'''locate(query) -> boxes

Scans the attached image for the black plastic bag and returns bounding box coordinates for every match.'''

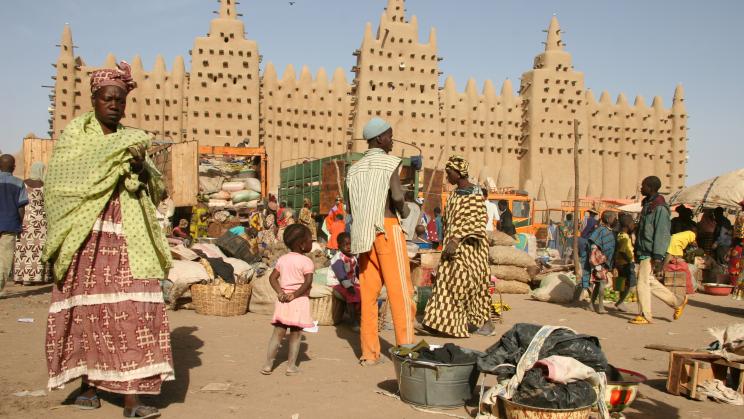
[477,323,608,375]
[512,368,597,409]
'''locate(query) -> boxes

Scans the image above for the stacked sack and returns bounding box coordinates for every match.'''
[208,176,262,209]
[488,230,537,294]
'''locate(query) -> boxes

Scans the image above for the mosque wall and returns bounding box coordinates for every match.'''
[49,0,686,197]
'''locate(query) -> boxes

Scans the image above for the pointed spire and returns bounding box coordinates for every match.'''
[651,96,664,110]
[281,64,296,83]
[428,27,437,48]
[616,92,629,107]
[59,24,73,58]
[315,67,329,87]
[465,78,478,98]
[131,55,144,74]
[586,89,597,104]
[299,65,313,86]
[501,79,514,97]
[566,186,575,201]
[545,16,563,51]
[104,53,117,68]
[331,67,348,89]
[153,54,166,74]
[599,90,612,105]
[219,0,237,19]
[385,0,405,22]
[483,80,497,101]
[672,84,685,114]
[634,95,646,108]
[172,56,185,77]
[362,22,373,45]
[263,62,278,84]
[443,76,457,95]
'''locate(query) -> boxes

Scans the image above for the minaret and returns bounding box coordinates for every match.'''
[385,0,406,22]
[519,15,587,200]
[188,0,259,146]
[670,84,687,191]
[52,24,76,138]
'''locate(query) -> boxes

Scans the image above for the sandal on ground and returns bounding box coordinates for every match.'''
[285,368,301,376]
[123,405,161,419]
[74,393,101,410]
[629,315,651,325]
[673,296,689,320]
[259,366,273,375]
[360,357,386,367]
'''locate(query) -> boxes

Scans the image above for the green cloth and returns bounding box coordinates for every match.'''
[635,195,671,261]
[42,112,172,281]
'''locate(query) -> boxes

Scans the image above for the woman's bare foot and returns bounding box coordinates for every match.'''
[260,364,273,375]
[285,366,300,376]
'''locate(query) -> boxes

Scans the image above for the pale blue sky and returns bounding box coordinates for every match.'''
[0,0,741,185]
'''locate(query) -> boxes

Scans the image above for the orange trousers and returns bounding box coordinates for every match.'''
[359,217,415,361]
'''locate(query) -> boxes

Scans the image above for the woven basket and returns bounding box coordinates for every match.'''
[191,283,253,317]
[310,294,345,326]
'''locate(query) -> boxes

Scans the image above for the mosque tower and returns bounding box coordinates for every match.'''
[349,0,442,164]
[51,24,77,138]
[669,84,688,191]
[187,0,260,146]
[519,16,589,199]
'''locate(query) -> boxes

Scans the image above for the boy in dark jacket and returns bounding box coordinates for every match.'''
[630,176,688,325]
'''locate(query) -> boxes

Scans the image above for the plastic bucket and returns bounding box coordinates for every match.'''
[389,346,480,408]
[498,397,592,419]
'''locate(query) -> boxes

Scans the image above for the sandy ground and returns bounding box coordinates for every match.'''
[0,282,742,419]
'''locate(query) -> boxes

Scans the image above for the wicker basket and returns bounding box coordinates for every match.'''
[191,283,253,316]
[310,294,345,326]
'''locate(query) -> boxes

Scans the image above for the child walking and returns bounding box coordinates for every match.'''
[614,213,637,311]
[261,224,315,376]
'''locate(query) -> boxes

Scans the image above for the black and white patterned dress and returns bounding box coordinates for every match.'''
[13,185,52,284]
[423,186,491,337]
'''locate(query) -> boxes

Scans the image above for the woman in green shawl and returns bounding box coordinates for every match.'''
[422,156,494,337]
[43,62,173,418]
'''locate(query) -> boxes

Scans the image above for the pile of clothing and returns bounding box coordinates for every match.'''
[392,340,480,364]
[488,231,537,294]
[478,323,611,417]
[199,156,262,209]
[164,240,259,310]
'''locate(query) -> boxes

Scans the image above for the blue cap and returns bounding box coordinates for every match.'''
[363,117,391,140]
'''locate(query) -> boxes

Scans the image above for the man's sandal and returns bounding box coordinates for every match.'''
[673,296,689,320]
[360,357,386,367]
[73,393,101,410]
[123,405,161,419]
[629,315,651,325]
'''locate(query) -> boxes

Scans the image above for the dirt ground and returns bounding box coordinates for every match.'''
[0,283,742,419]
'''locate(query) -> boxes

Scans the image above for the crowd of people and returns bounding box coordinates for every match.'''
[0,62,743,418]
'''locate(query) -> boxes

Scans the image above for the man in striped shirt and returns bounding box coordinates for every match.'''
[347,117,415,367]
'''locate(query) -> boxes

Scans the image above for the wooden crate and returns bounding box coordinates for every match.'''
[666,351,744,398]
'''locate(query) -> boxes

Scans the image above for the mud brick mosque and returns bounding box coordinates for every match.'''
[49,0,687,198]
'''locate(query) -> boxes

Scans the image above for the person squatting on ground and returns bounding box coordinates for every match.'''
[261,224,315,376]
[614,213,637,312]
[0,154,28,297]
[346,117,415,366]
[327,232,361,331]
[630,176,688,325]
[43,61,174,418]
[422,156,494,337]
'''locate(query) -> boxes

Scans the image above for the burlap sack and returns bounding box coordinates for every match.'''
[531,273,577,303]
[493,279,531,294]
[489,246,537,268]
[248,273,276,315]
[490,265,531,284]
[488,230,517,247]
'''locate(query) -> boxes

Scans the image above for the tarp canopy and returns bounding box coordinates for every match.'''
[616,202,643,213]
[669,168,744,211]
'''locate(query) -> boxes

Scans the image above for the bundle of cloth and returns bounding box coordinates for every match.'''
[477,323,612,418]
[531,272,578,304]
[200,156,262,210]
[488,231,538,294]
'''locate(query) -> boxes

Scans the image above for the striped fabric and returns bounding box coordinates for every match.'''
[347,148,402,255]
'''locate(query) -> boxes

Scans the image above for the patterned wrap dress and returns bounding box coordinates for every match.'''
[13,184,52,284]
[423,186,491,337]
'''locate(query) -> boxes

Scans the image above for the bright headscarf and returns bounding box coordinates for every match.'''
[90,61,137,94]
[445,155,469,178]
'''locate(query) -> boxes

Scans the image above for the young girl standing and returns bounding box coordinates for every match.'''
[261,224,315,376]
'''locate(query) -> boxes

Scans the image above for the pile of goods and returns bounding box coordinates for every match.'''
[199,156,262,210]
[478,323,615,417]
[488,231,537,294]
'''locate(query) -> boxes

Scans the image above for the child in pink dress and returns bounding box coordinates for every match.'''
[261,224,315,376]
